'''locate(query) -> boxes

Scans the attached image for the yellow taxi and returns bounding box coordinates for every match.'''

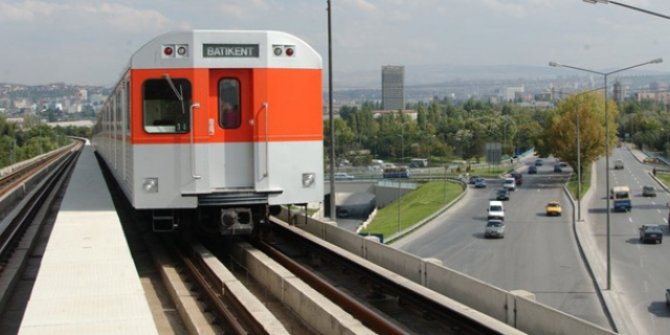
[545,201,562,216]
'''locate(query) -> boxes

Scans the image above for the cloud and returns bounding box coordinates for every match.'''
[479,0,526,17]
[342,0,376,13]
[0,1,173,32]
[217,0,272,18]
[80,3,171,32]
[0,1,60,22]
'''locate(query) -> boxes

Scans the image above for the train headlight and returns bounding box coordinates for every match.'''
[142,178,159,193]
[273,46,283,56]
[302,173,316,187]
[176,45,188,56]
[162,45,174,58]
[272,44,296,57]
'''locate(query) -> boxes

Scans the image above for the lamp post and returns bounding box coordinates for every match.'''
[327,0,337,222]
[549,58,663,290]
[397,129,404,234]
[576,103,582,222]
[583,0,670,21]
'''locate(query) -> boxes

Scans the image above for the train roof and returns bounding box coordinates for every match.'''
[129,30,322,70]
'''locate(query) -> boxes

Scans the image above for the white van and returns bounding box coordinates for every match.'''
[503,177,516,191]
[487,201,505,221]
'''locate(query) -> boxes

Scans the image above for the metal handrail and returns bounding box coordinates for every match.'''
[190,103,201,179]
[262,102,269,178]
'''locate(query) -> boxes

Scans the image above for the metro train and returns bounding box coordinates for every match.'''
[92,30,323,234]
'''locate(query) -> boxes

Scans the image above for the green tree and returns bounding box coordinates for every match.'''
[544,92,618,171]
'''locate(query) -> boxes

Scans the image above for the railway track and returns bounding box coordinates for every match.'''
[254,216,520,334]
[0,142,79,200]
[150,218,521,334]
[0,141,82,333]
[99,165,520,334]
[116,201,518,333]
[0,141,81,273]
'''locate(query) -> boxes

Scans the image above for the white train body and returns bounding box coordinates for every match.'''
[92,30,323,233]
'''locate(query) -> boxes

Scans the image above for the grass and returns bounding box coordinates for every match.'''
[656,171,670,189]
[360,180,464,238]
[469,165,511,177]
[566,168,591,200]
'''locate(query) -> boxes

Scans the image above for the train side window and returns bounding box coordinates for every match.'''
[142,78,191,134]
[218,79,240,129]
[125,81,130,132]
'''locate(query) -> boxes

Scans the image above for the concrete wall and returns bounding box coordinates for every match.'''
[324,180,415,208]
[279,210,615,335]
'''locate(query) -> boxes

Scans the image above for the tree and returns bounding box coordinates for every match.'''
[544,92,618,172]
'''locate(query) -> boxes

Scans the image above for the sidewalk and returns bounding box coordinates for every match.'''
[569,143,664,334]
[570,161,632,334]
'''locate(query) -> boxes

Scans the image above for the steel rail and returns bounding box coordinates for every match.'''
[0,144,81,270]
[173,243,254,335]
[0,142,78,198]
[254,234,411,335]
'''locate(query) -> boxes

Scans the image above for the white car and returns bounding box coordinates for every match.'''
[487,200,505,221]
[503,177,516,191]
[485,220,505,238]
[334,172,354,180]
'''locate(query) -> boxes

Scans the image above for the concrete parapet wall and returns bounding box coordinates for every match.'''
[514,295,613,335]
[424,261,509,323]
[281,210,615,334]
[325,219,366,257]
[365,240,423,284]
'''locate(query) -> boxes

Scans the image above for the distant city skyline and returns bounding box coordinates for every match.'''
[2,0,670,87]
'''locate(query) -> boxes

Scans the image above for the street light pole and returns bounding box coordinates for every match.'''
[583,0,670,21]
[397,126,404,234]
[327,0,337,222]
[576,104,582,221]
[549,58,663,290]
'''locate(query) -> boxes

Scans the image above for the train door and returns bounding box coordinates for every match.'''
[209,70,254,190]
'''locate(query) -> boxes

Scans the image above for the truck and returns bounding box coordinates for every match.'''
[611,186,631,212]
[409,158,428,168]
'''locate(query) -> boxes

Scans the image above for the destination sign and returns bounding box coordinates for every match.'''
[203,44,259,58]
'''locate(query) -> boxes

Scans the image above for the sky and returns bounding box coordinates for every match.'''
[2,0,670,87]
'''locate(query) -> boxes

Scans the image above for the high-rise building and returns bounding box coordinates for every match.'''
[613,81,624,103]
[382,65,404,110]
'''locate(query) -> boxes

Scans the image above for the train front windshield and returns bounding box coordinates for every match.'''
[142,78,192,134]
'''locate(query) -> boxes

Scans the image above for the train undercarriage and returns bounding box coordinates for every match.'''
[149,203,285,235]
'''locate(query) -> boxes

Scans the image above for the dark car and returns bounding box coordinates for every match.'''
[666,289,670,307]
[469,175,482,184]
[474,178,487,188]
[534,159,543,166]
[496,188,510,201]
[553,164,562,173]
[528,165,537,174]
[639,224,663,244]
[642,185,656,197]
[511,172,523,185]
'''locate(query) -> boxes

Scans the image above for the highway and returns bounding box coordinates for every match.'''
[393,158,612,330]
[587,147,670,335]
